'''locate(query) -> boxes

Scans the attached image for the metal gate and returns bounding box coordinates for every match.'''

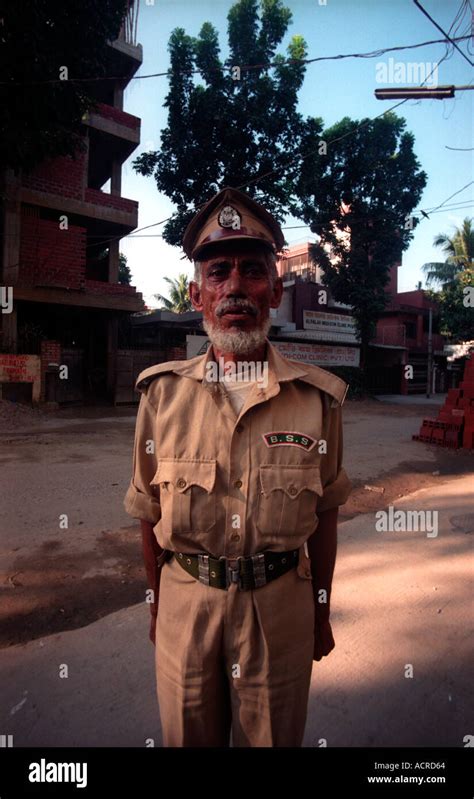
[56,348,85,403]
[365,365,403,394]
[115,349,165,404]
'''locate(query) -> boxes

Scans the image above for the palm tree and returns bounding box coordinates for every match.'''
[154,274,193,313]
[422,217,474,288]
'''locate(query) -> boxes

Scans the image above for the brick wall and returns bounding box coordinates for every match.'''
[85,279,138,295]
[166,345,187,360]
[95,102,140,130]
[22,148,87,200]
[84,188,138,213]
[20,214,86,289]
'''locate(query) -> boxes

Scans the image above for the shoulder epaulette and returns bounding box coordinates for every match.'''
[135,361,184,393]
[291,361,349,407]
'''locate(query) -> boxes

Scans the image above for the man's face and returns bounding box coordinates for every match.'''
[189,241,283,354]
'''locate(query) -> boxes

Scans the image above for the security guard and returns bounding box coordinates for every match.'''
[124,187,352,747]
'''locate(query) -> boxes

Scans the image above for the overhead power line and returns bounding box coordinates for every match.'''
[115,203,474,238]
[413,0,474,66]
[429,181,474,213]
[117,197,474,241]
[0,35,471,86]
[13,31,466,252]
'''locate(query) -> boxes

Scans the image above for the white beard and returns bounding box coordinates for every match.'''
[202,316,272,356]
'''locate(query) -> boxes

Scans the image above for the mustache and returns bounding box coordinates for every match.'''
[216,299,258,317]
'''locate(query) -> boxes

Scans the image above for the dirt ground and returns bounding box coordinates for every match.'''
[0,397,472,648]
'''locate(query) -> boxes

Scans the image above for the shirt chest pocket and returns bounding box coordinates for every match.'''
[257,464,323,538]
[150,458,217,536]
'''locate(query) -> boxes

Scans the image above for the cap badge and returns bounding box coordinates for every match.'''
[218,205,241,230]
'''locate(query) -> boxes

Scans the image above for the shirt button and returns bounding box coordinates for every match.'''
[234,479,243,489]
[176,478,186,489]
[231,533,240,542]
[235,424,244,433]
[288,484,298,496]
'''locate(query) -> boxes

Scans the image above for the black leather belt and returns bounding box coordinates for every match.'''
[174,549,299,591]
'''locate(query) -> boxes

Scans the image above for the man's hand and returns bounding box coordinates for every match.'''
[307,506,339,662]
[140,519,165,646]
[313,619,335,661]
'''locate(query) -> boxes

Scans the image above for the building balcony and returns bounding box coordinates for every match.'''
[83,188,138,227]
[85,102,140,137]
[373,325,407,347]
[373,326,446,353]
[20,184,138,233]
[83,3,141,106]
[16,214,144,311]
[85,103,140,189]
[106,2,142,82]
[407,333,446,354]
[13,279,145,313]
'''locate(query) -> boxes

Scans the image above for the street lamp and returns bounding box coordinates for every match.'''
[375,85,474,100]
[375,86,455,100]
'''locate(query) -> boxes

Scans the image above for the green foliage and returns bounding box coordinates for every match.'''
[422,217,474,288]
[154,274,193,313]
[118,253,132,286]
[133,0,316,246]
[132,0,428,368]
[293,113,427,364]
[0,0,128,172]
[429,267,474,343]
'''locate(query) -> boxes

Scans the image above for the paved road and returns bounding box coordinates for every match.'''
[0,400,448,554]
[1,475,472,747]
[376,394,447,406]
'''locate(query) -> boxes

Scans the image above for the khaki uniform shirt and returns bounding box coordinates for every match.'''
[123,340,352,558]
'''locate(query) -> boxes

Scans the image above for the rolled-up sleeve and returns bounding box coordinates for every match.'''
[123,391,161,525]
[317,403,352,513]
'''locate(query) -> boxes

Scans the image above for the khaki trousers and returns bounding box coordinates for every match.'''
[154,554,315,747]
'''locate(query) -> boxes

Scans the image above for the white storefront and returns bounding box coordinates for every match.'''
[186,334,360,368]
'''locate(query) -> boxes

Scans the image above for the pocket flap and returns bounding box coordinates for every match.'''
[259,464,323,498]
[151,458,216,493]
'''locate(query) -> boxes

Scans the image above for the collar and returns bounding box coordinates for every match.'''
[136,338,348,406]
[170,339,309,384]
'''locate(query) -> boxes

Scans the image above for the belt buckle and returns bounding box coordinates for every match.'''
[219,556,243,589]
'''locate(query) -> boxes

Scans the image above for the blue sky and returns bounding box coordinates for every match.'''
[119,0,473,306]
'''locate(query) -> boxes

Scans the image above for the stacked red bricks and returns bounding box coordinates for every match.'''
[413,356,474,449]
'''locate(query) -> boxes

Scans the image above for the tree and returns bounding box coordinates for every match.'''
[0,0,129,172]
[421,217,474,288]
[133,0,318,246]
[119,253,132,285]
[292,113,427,370]
[427,267,474,342]
[96,248,131,284]
[154,275,193,313]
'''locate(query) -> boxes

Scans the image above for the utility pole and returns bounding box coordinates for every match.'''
[426,307,433,399]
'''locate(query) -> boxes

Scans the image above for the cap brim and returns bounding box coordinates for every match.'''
[193,229,276,259]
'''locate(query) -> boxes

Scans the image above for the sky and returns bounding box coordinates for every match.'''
[118,0,474,307]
